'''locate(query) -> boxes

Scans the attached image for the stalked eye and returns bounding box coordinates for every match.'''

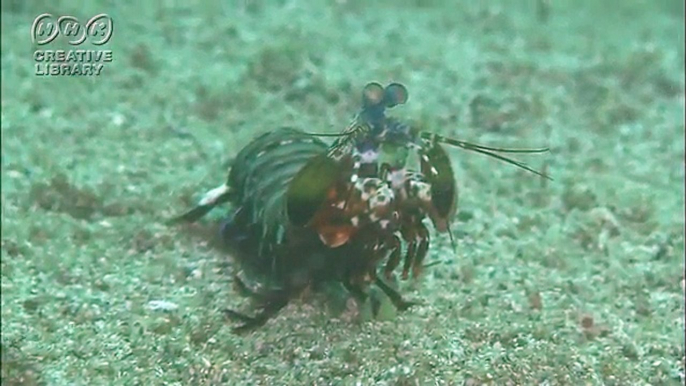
[384,83,408,108]
[362,82,385,108]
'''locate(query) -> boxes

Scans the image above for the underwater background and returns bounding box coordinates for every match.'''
[1,0,684,384]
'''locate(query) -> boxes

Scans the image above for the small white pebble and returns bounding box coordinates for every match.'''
[111,112,125,127]
[7,170,23,179]
[147,300,178,312]
[39,108,54,119]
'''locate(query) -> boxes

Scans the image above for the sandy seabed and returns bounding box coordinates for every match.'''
[1,1,684,385]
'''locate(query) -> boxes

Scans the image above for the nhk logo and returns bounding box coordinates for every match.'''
[31,13,114,76]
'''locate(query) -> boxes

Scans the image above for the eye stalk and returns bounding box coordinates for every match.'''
[361,82,409,126]
[362,82,386,108]
[362,82,409,108]
[383,83,408,108]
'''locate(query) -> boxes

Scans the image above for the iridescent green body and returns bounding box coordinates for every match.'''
[226,126,408,297]
[226,127,329,260]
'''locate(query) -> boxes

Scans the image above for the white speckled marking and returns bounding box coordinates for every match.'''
[199,184,229,206]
